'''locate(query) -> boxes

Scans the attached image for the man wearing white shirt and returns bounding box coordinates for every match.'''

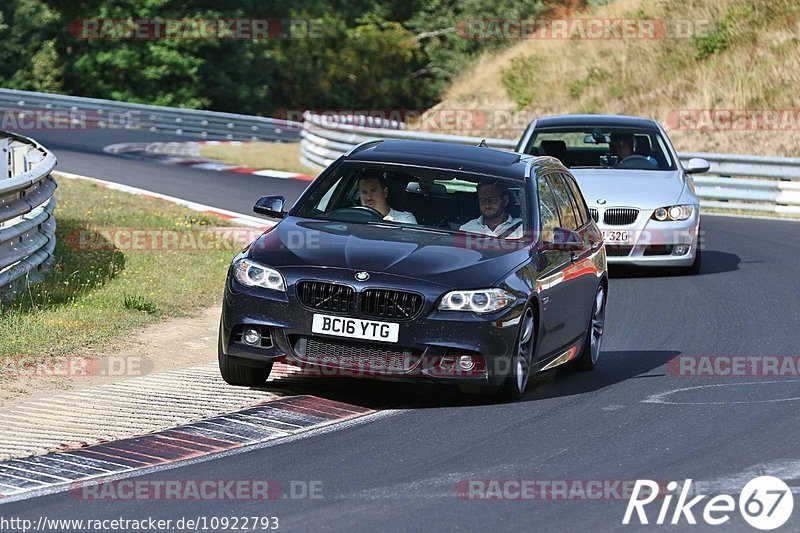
[358,174,417,224]
[459,183,523,238]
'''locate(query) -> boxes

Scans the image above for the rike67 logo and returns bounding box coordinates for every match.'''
[623,476,794,530]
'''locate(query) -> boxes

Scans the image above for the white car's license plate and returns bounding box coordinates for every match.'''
[603,230,629,243]
[312,314,399,343]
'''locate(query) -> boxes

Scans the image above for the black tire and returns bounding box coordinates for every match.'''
[218,331,272,387]
[498,307,536,401]
[572,283,606,371]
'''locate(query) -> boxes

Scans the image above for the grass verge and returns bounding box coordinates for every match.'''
[0,177,249,364]
[199,142,318,175]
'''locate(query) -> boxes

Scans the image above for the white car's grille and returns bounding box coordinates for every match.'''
[603,208,639,226]
[589,208,600,222]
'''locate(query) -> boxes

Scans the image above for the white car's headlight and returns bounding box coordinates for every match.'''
[652,205,694,221]
[438,289,516,313]
[234,258,286,291]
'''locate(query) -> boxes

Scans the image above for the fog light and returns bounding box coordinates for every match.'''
[242,328,260,345]
[673,244,690,256]
[458,355,475,371]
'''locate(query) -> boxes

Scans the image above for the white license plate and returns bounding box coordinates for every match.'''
[312,314,399,343]
[603,230,629,243]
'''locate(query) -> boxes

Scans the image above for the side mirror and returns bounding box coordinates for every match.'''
[254,195,286,218]
[685,157,710,174]
[544,227,584,251]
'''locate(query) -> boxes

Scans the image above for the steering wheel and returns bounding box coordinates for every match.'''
[327,205,386,222]
[619,155,654,169]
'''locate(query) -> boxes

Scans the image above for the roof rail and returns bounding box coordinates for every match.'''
[345,139,383,157]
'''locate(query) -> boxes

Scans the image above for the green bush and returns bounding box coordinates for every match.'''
[501,56,540,109]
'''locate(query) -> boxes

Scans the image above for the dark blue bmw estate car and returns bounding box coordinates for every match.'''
[219,139,608,400]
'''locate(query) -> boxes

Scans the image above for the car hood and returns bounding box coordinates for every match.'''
[247,218,529,287]
[570,169,686,209]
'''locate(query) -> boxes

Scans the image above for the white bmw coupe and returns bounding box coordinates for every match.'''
[517,115,709,274]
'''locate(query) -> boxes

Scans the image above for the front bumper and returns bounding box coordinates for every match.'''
[220,270,525,387]
[600,209,700,267]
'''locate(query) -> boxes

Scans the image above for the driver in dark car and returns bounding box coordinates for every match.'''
[358,173,417,224]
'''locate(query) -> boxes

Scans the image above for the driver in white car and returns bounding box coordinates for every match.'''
[358,174,417,224]
[610,133,657,168]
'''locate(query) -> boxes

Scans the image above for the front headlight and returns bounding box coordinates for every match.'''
[438,288,516,314]
[652,205,694,221]
[234,258,286,291]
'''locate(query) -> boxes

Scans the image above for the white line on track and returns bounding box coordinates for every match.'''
[642,379,800,405]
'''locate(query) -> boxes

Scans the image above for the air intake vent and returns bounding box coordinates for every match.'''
[296,281,355,313]
[361,289,424,320]
[605,245,633,257]
[293,337,410,373]
[603,208,639,226]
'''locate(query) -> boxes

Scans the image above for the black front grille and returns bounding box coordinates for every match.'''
[589,208,599,222]
[605,245,633,257]
[293,337,410,373]
[603,208,639,226]
[296,281,354,313]
[361,289,424,320]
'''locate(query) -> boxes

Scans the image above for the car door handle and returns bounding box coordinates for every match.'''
[570,252,578,263]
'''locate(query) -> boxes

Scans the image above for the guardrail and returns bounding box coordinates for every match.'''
[680,153,800,214]
[301,113,800,215]
[0,130,58,294]
[0,88,301,142]
[299,111,516,169]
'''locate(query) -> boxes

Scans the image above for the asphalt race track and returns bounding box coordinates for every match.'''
[2,130,799,531]
[28,129,311,212]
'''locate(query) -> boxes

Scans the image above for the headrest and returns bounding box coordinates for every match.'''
[634,135,652,156]
[539,140,567,163]
[406,182,448,197]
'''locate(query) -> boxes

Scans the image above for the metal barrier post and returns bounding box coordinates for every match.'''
[0,137,10,179]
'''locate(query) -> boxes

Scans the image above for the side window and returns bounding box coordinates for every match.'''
[318,177,342,211]
[547,174,579,231]
[561,173,588,227]
[537,176,560,242]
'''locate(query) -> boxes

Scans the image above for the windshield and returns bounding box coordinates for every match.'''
[294,162,529,240]
[524,127,676,170]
